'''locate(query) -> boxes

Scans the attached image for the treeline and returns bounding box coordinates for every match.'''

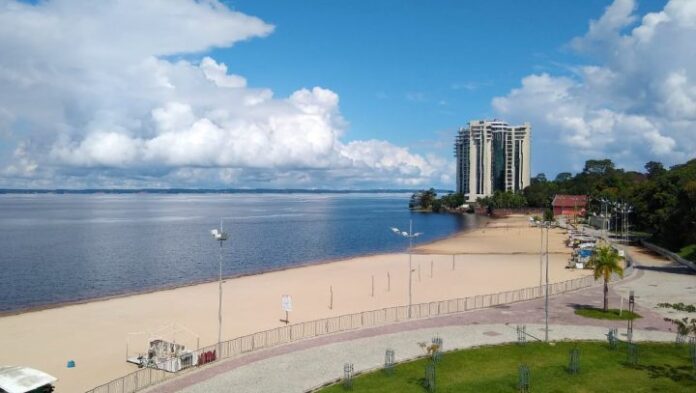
[524,158,696,255]
[414,157,696,257]
[409,188,465,212]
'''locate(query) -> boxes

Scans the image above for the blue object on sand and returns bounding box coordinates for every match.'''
[67,360,75,368]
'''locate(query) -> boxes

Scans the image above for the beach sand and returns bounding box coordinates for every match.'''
[0,215,586,392]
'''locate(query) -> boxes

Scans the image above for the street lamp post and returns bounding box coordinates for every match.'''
[210,220,228,357]
[544,221,550,342]
[539,221,543,288]
[599,198,609,240]
[390,219,422,319]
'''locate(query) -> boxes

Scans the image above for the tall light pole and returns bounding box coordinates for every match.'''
[544,221,550,342]
[390,219,422,319]
[210,220,228,357]
[537,219,543,288]
[599,198,609,240]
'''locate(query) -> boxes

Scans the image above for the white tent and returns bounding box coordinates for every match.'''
[0,366,56,393]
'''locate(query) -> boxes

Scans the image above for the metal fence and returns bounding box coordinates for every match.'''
[84,274,596,393]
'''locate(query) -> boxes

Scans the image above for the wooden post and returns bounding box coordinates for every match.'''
[329,285,333,310]
[371,275,374,297]
[430,260,433,278]
[387,272,391,292]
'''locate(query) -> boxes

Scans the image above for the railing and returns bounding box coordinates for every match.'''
[640,240,696,272]
[84,274,596,393]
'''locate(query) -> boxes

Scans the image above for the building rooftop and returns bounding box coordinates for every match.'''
[552,194,588,207]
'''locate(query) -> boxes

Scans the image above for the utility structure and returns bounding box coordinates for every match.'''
[615,202,633,244]
[627,290,635,342]
[598,198,611,240]
[210,220,229,357]
[535,219,550,341]
[390,220,422,318]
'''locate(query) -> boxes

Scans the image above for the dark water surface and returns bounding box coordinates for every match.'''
[0,193,481,312]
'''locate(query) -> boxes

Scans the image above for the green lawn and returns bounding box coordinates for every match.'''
[678,244,696,263]
[317,341,696,393]
[574,307,641,321]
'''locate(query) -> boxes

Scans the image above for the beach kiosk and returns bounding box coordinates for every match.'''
[0,366,56,393]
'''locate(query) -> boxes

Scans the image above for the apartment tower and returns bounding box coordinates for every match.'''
[454,120,531,202]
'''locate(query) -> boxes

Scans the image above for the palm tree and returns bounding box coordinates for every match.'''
[591,244,624,312]
[664,317,696,337]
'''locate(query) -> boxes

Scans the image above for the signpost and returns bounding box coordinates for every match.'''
[281,295,292,325]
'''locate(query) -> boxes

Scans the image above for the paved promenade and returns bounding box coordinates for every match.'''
[144,281,676,392]
[141,244,691,393]
[175,324,673,393]
[615,245,696,320]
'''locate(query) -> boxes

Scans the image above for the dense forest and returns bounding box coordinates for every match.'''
[415,158,696,258]
[524,158,696,255]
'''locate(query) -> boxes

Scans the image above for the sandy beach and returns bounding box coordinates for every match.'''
[0,215,586,392]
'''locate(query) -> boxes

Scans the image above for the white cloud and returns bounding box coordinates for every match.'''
[2,142,38,177]
[0,0,444,188]
[200,57,247,88]
[494,0,695,172]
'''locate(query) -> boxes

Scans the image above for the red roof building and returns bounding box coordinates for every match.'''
[552,194,588,218]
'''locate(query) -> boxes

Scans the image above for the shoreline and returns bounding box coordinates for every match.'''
[0,213,487,317]
[1,214,586,393]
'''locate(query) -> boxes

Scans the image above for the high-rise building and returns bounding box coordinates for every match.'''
[454,120,531,201]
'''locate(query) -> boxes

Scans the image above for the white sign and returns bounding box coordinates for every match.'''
[281,295,293,312]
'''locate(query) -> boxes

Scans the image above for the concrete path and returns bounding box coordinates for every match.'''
[144,284,676,393]
[156,324,673,393]
[614,245,696,321]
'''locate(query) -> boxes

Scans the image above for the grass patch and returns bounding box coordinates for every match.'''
[678,244,696,263]
[317,341,695,393]
[575,307,641,320]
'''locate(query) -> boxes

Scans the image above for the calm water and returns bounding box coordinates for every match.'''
[0,193,481,312]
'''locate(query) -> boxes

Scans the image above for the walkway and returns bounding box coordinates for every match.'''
[614,245,696,321]
[172,324,673,393]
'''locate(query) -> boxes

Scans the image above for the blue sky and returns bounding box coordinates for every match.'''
[216,0,594,146]
[212,0,664,163]
[1,0,692,189]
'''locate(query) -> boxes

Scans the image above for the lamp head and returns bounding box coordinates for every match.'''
[211,228,228,241]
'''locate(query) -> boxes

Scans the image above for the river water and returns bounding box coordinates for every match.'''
[0,193,482,312]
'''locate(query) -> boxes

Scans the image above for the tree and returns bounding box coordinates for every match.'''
[555,172,573,182]
[583,159,615,175]
[439,193,465,209]
[533,173,547,183]
[543,208,554,222]
[644,161,666,179]
[431,198,442,213]
[591,244,624,312]
[420,188,437,209]
[663,317,696,337]
[477,191,527,209]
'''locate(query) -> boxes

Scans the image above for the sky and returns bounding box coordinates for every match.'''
[0,0,693,189]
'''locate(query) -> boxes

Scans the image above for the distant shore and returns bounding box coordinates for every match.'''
[0,214,584,392]
[0,188,454,194]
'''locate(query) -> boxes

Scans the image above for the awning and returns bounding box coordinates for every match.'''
[0,366,57,393]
